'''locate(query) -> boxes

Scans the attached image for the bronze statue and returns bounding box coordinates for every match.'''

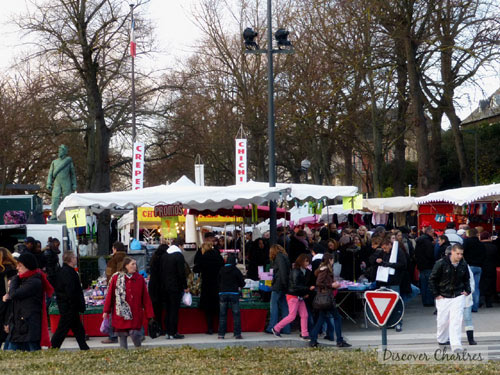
[47,144,77,221]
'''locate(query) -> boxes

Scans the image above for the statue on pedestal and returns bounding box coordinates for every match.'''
[47,144,77,221]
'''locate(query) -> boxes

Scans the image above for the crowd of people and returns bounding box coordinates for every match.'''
[0,220,498,353]
[0,236,90,351]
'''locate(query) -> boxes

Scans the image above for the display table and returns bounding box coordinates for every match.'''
[49,297,269,337]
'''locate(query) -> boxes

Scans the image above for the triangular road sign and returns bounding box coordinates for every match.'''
[364,290,399,326]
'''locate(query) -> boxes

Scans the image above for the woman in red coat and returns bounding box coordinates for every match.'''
[103,257,153,349]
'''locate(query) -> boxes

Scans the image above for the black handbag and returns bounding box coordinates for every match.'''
[148,319,162,339]
[312,290,335,311]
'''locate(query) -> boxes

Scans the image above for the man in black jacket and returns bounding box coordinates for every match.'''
[51,251,89,350]
[429,244,470,353]
[463,228,485,312]
[161,239,188,339]
[415,226,436,306]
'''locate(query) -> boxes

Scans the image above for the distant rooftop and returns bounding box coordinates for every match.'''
[461,87,500,126]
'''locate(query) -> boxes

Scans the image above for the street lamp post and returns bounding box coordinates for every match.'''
[301,158,311,183]
[243,0,293,246]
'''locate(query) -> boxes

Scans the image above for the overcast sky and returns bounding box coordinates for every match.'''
[0,0,498,122]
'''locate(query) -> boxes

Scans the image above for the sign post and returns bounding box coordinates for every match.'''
[364,288,403,348]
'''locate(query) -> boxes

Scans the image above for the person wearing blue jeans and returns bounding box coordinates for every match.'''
[266,245,291,334]
[266,291,291,334]
[309,254,350,347]
[218,294,242,338]
[8,341,40,352]
[217,254,245,339]
[415,227,437,307]
[468,266,481,312]
[325,306,347,345]
[463,228,486,312]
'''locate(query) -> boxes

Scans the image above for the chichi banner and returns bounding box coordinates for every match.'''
[161,216,178,239]
[343,194,363,210]
[235,138,247,184]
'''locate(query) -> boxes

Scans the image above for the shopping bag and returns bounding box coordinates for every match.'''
[148,320,161,339]
[182,292,192,306]
[100,317,110,334]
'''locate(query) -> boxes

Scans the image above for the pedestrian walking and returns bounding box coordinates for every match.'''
[272,254,314,339]
[103,257,154,349]
[429,244,470,353]
[51,251,89,350]
[265,245,291,334]
[161,239,188,339]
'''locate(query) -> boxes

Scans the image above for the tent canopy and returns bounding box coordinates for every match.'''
[247,181,358,201]
[57,182,290,220]
[415,183,500,206]
[363,196,417,213]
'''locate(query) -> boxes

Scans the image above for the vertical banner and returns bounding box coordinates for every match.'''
[132,141,145,190]
[194,164,204,186]
[235,138,247,184]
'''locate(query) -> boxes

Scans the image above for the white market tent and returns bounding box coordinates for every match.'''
[363,196,418,213]
[415,183,500,206]
[56,180,290,220]
[246,181,358,201]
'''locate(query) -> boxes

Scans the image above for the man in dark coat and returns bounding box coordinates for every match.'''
[463,228,486,312]
[23,236,45,270]
[287,230,308,264]
[479,231,498,308]
[415,226,436,306]
[161,239,188,339]
[193,244,224,334]
[50,251,89,350]
[43,238,61,287]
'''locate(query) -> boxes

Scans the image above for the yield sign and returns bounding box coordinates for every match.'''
[364,290,399,327]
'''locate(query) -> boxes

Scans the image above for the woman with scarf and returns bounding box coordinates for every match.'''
[103,257,154,349]
[3,252,53,351]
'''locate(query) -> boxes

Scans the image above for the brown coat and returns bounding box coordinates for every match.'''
[106,251,127,282]
[315,266,334,292]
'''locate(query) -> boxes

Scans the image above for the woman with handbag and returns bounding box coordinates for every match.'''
[309,253,351,348]
[103,257,154,349]
[272,254,313,339]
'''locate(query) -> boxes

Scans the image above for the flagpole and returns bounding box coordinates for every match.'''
[130,3,136,144]
[130,3,139,242]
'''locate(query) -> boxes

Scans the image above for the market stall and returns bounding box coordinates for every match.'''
[49,297,269,336]
[415,183,500,232]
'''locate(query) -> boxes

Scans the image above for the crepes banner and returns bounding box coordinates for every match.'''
[132,142,145,190]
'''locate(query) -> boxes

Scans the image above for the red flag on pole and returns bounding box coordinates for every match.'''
[130,15,136,58]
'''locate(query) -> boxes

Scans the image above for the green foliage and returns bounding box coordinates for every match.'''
[442,122,500,188]
[382,187,394,198]
[0,347,498,374]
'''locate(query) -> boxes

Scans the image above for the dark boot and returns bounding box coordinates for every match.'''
[466,330,477,345]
